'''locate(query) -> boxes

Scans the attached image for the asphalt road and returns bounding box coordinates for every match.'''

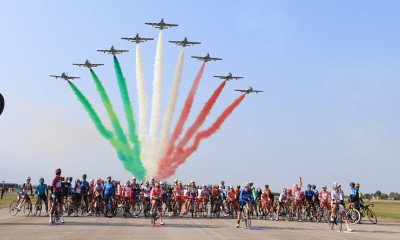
[0,208,399,240]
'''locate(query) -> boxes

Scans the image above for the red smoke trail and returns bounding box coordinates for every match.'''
[157,81,226,175]
[159,63,205,167]
[158,94,245,179]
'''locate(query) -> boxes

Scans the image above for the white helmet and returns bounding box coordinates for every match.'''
[174,178,178,183]
[27,177,31,180]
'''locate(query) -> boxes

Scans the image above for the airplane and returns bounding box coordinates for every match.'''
[169,37,201,47]
[213,72,244,81]
[73,60,104,68]
[50,72,80,80]
[191,53,222,62]
[97,45,129,55]
[145,18,179,30]
[234,86,263,94]
[121,33,154,44]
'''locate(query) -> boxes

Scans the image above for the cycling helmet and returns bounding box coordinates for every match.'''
[332,182,338,188]
[231,186,234,189]
[160,181,164,185]
[265,184,269,188]
[26,176,31,180]
[244,183,249,188]
[151,177,155,180]
[90,178,94,183]
[257,187,261,191]
[82,174,87,178]
[355,183,360,187]
[213,184,217,188]
[307,184,312,188]
[107,176,112,180]
[68,177,73,181]
[227,186,231,190]
[178,181,182,185]
[75,179,80,183]
[115,180,120,184]
[202,184,206,188]
[39,178,44,182]
[101,180,104,184]
[287,189,292,194]
[221,180,225,184]
[249,182,253,186]
[322,185,327,189]
[139,181,143,185]
[312,185,316,189]
[349,182,355,187]
[283,188,287,191]
[237,185,241,188]
[263,190,267,194]
[155,182,160,187]
[174,178,178,183]
[55,168,62,175]
[190,180,194,183]
[125,180,130,184]
[145,181,149,184]
[294,184,298,188]
[96,180,101,185]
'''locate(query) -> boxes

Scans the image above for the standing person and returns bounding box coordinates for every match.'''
[293,177,302,220]
[236,183,254,228]
[349,182,360,210]
[1,186,5,199]
[49,168,64,223]
[174,181,184,216]
[81,174,89,214]
[20,177,34,215]
[276,188,289,221]
[122,180,134,214]
[150,182,165,225]
[87,179,103,216]
[103,176,115,214]
[355,183,364,208]
[331,183,354,232]
[73,179,82,217]
[35,178,49,216]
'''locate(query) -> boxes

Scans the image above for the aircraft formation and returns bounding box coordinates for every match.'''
[50,18,263,94]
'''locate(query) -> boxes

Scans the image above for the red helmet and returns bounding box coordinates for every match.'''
[287,189,292,194]
[55,168,62,175]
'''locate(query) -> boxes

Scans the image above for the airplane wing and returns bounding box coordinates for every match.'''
[116,50,129,53]
[145,22,158,26]
[210,57,223,61]
[234,89,246,92]
[91,64,104,67]
[213,76,227,79]
[188,41,201,45]
[68,76,80,79]
[166,24,179,27]
[142,38,154,41]
[97,50,109,53]
[168,41,181,44]
[50,75,60,79]
[232,77,244,80]
[121,37,132,40]
[253,90,263,93]
[72,64,84,67]
[191,56,204,60]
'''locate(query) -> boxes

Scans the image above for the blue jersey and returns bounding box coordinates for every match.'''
[104,182,115,195]
[36,183,47,195]
[81,181,89,193]
[313,189,319,198]
[305,190,315,201]
[350,188,359,201]
[239,189,254,203]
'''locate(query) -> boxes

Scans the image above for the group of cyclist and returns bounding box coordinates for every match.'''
[16,170,363,231]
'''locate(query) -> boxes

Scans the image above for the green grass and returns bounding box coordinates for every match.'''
[0,194,18,209]
[365,200,400,221]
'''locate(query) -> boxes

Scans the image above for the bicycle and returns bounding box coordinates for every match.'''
[150,199,162,225]
[317,204,330,223]
[31,195,44,217]
[50,196,61,224]
[187,198,196,218]
[198,199,208,218]
[105,196,117,218]
[226,201,236,218]
[9,193,31,216]
[328,203,343,232]
[242,202,252,228]
[93,197,104,217]
[359,204,377,224]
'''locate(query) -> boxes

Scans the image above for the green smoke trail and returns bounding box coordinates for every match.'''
[68,81,112,140]
[88,70,146,180]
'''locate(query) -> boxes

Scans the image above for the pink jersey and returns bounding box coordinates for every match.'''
[150,188,162,199]
[52,176,62,193]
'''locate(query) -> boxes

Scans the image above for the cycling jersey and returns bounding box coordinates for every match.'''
[88,183,94,195]
[115,184,122,196]
[304,189,315,202]
[52,176,62,193]
[227,190,237,201]
[212,188,221,197]
[293,179,302,201]
[331,190,345,212]
[261,194,271,205]
[93,185,103,197]
[188,187,197,199]
[239,189,254,203]
[22,182,32,195]
[200,189,209,198]
[174,186,184,197]
[104,182,115,195]
[122,184,133,198]
[142,185,152,198]
[150,188,162,199]
[319,190,330,203]
[36,183,47,196]
[279,192,289,202]
[81,181,89,194]
[74,182,81,194]
[350,188,359,203]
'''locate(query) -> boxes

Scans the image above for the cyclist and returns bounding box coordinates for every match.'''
[349,182,360,210]
[142,181,152,211]
[61,177,69,203]
[355,183,364,208]
[265,184,274,211]
[331,183,354,232]
[261,190,272,219]
[276,188,289,221]
[150,182,165,225]
[184,180,198,217]
[88,179,103,216]
[19,177,33,215]
[122,180,134,214]
[198,184,210,213]
[149,177,155,188]
[210,184,221,218]
[312,185,320,207]
[293,177,303,220]
[49,168,64,223]
[236,185,241,200]
[174,181,184,216]
[236,183,254,228]
[317,185,331,218]
[249,182,259,218]
[115,180,122,204]
[73,179,82,217]
[304,184,316,218]
[35,178,49,216]
[227,186,238,214]
[103,176,115,215]
[81,174,89,214]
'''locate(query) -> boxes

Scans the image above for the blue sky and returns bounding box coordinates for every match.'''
[0,1,399,194]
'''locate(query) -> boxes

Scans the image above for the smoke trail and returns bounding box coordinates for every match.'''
[136,44,149,163]
[90,69,146,179]
[148,31,164,166]
[68,81,112,140]
[152,48,185,176]
[176,81,226,150]
[159,94,245,179]
[114,56,139,146]
[165,63,206,157]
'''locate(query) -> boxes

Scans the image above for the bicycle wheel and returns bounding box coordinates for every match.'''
[202,204,208,218]
[243,207,248,227]
[247,207,252,228]
[347,209,360,224]
[23,202,32,217]
[367,209,377,224]
[9,200,19,216]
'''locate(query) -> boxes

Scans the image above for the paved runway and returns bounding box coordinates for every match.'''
[0,208,399,240]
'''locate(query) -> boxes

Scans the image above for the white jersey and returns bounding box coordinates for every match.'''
[74,183,81,194]
[330,190,344,203]
[279,192,289,202]
[143,185,152,198]
[22,183,32,194]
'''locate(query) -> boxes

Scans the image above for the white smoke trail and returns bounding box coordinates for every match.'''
[153,49,185,174]
[147,31,163,176]
[135,44,149,167]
